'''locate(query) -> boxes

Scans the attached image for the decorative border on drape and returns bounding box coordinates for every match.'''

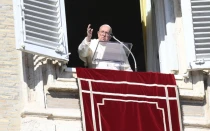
[78,78,181,131]
[77,68,182,131]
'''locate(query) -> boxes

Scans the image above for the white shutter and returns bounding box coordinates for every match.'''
[181,0,210,70]
[13,0,69,61]
[192,0,210,59]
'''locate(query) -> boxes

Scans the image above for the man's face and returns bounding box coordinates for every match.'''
[97,25,111,41]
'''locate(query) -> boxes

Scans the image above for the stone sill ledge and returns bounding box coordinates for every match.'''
[65,67,76,73]
[65,68,204,100]
[184,116,210,128]
[48,86,78,92]
[47,82,78,92]
[57,78,77,82]
[179,89,205,101]
[21,108,81,120]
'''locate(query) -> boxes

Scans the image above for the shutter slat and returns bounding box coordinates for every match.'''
[191,0,210,4]
[26,25,60,37]
[194,27,210,32]
[193,11,210,13]
[192,5,210,8]
[24,0,58,10]
[26,36,58,48]
[25,20,60,32]
[193,16,210,18]
[25,15,60,27]
[196,48,210,54]
[192,12,210,16]
[195,37,210,43]
[26,30,61,42]
[25,9,58,21]
[196,48,210,51]
[195,43,210,48]
[196,54,210,60]
[194,32,210,37]
[32,0,58,6]
[194,27,210,29]
[193,21,210,27]
[24,3,58,16]
[25,20,60,33]
[193,18,210,22]
[195,37,210,40]
[191,0,210,60]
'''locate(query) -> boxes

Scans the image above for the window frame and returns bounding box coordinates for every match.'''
[146,0,179,73]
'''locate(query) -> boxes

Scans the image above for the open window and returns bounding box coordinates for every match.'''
[65,0,146,71]
[14,0,147,72]
[13,0,69,61]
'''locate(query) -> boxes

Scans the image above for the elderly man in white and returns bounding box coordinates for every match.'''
[78,24,132,71]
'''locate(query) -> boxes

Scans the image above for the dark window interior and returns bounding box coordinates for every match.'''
[65,0,145,71]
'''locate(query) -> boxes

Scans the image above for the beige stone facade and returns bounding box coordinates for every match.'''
[0,0,22,131]
[0,0,210,130]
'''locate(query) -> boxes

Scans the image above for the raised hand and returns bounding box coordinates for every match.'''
[86,24,93,42]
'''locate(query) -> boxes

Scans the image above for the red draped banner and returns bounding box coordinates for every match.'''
[76,68,182,131]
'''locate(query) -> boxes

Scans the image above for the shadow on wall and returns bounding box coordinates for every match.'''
[22,53,63,98]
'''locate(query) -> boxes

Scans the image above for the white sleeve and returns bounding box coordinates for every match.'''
[78,37,91,58]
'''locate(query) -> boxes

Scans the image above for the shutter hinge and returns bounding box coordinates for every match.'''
[55,45,65,54]
[65,53,71,59]
[21,6,25,11]
[21,6,25,20]
[20,43,25,49]
[195,59,205,65]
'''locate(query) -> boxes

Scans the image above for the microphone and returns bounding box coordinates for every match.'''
[109,33,114,38]
[110,34,137,72]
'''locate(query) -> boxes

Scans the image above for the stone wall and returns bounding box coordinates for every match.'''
[0,0,22,130]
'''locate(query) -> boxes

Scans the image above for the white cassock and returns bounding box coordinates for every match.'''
[78,37,132,71]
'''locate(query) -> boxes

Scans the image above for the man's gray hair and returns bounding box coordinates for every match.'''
[99,24,112,34]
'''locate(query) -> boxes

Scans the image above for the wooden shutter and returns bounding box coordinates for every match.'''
[191,0,210,61]
[181,0,210,70]
[14,0,69,61]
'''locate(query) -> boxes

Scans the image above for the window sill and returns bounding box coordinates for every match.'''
[21,108,81,120]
